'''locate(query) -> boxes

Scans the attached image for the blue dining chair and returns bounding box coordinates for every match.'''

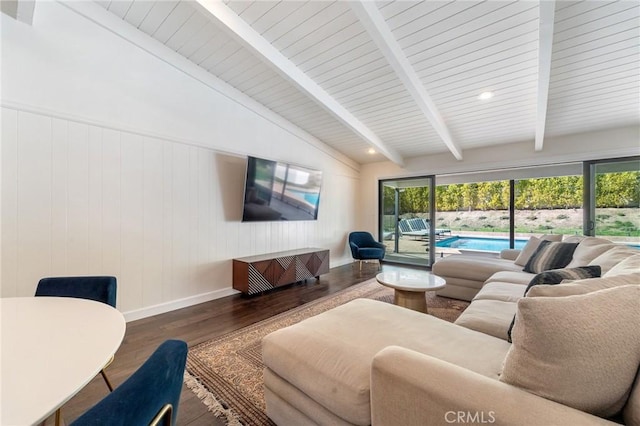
[35,276,118,426]
[349,231,386,271]
[35,276,116,308]
[35,276,118,391]
[71,339,188,426]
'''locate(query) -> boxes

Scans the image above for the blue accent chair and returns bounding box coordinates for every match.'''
[35,276,118,396]
[349,231,386,271]
[35,276,117,308]
[71,339,188,426]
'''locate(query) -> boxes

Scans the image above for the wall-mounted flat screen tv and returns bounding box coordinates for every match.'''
[242,156,322,222]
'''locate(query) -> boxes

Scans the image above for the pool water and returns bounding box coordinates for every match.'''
[436,236,640,252]
[436,236,528,252]
[287,189,319,205]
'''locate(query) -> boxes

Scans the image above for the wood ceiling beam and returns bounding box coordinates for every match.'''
[193,0,404,166]
[535,0,556,152]
[349,1,463,161]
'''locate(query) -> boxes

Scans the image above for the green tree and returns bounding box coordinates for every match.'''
[596,172,640,208]
[393,171,638,213]
[461,183,478,211]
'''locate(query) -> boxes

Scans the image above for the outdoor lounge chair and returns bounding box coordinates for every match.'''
[408,218,431,233]
[421,218,452,235]
[399,218,451,239]
[398,219,428,239]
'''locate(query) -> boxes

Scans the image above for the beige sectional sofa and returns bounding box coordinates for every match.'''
[431,234,565,301]
[452,238,640,341]
[262,236,640,425]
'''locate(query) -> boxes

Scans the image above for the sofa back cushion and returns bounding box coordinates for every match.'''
[566,237,615,268]
[526,272,640,297]
[501,285,640,418]
[523,241,578,274]
[604,253,640,278]
[589,245,639,275]
[562,235,585,243]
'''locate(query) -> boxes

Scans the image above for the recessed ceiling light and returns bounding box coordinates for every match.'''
[478,91,494,100]
[368,148,376,154]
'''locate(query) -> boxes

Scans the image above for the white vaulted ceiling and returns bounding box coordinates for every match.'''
[94,0,639,165]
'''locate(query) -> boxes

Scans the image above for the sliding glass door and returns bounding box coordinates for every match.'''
[379,176,435,267]
[514,174,583,242]
[435,180,511,253]
[378,156,638,266]
[585,158,640,246]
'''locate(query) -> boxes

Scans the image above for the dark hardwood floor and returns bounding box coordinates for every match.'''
[54,261,419,425]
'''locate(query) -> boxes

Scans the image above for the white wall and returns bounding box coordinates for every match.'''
[1,2,359,320]
[359,127,640,233]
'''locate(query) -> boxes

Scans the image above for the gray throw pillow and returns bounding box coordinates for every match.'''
[523,240,579,274]
[524,265,602,296]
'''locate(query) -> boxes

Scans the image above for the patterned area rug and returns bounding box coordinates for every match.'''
[184,278,469,426]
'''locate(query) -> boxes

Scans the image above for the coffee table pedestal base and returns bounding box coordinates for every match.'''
[394,289,428,313]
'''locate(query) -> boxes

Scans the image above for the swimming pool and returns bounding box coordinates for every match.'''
[287,189,319,205]
[436,236,640,252]
[436,236,528,252]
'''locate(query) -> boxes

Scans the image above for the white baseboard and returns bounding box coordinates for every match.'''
[122,256,353,322]
[123,287,240,322]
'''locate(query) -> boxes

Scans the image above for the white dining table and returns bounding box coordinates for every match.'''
[1,297,126,425]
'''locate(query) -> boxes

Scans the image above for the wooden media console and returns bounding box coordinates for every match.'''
[232,248,330,295]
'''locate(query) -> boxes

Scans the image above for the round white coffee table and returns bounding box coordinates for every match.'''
[376,271,446,313]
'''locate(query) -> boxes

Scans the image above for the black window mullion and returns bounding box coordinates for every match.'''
[509,180,515,249]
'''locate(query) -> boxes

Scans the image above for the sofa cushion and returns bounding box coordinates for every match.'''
[523,240,578,274]
[604,252,640,277]
[484,271,534,285]
[526,272,640,297]
[589,245,639,275]
[454,299,517,341]
[474,282,526,303]
[514,234,563,266]
[501,285,640,418]
[566,237,615,268]
[563,235,586,243]
[432,255,522,283]
[262,299,510,425]
[524,266,602,295]
[623,365,640,426]
[499,248,520,261]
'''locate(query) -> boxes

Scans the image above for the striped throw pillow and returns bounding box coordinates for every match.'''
[523,240,579,274]
[507,265,602,343]
[524,265,602,296]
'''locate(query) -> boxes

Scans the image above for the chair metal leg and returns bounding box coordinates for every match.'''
[150,403,173,426]
[100,368,114,392]
[359,260,363,271]
[100,354,115,392]
[40,406,63,425]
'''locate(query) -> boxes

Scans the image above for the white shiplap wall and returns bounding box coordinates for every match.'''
[2,109,233,312]
[0,2,358,320]
[1,107,359,319]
